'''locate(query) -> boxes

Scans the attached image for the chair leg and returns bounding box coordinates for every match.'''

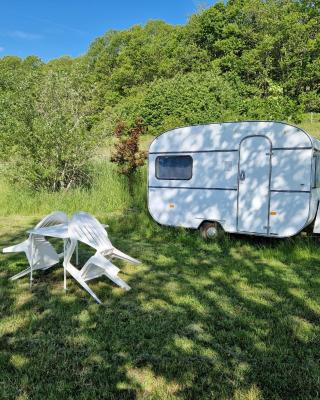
[3,242,27,253]
[111,247,140,264]
[76,242,79,266]
[66,264,102,304]
[10,264,56,280]
[10,267,32,281]
[104,272,131,291]
[77,277,102,304]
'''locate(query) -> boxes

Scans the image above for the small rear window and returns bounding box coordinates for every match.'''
[155,155,193,180]
[315,155,320,187]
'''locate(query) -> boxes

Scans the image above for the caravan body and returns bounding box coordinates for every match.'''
[148,121,320,238]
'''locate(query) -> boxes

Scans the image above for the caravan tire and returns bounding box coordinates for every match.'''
[200,222,220,240]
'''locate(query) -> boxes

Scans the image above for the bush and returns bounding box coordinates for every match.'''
[1,66,99,191]
[243,95,303,123]
[101,68,303,136]
[106,69,243,136]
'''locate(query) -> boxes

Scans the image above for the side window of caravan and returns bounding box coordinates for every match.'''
[316,155,320,187]
[156,155,193,180]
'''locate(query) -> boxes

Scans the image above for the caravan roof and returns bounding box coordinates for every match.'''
[149,121,320,153]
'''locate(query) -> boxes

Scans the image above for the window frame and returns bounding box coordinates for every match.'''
[155,155,193,181]
[314,152,320,188]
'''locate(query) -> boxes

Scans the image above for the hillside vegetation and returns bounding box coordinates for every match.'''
[0,0,320,191]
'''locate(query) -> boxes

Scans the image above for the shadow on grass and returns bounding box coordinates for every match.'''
[1,211,320,399]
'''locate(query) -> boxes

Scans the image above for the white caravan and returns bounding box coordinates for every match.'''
[148,121,320,238]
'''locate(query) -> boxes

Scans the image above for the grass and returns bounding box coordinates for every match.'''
[0,162,140,217]
[1,117,320,399]
[1,209,320,399]
[298,113,320,138]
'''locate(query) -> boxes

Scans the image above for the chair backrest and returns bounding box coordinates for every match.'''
[35,211,68,229]
[69,212,113,252]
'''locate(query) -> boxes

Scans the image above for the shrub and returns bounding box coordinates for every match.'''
[110,118,146,177]
[1,66,99,191]
[106,69,243,136]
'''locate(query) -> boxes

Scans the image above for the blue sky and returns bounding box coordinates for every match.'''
[0,0,210,61]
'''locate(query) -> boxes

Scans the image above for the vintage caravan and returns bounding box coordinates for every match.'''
[148,121,320,238]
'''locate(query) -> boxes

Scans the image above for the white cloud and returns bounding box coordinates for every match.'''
[0,46,4,52]
[8,30,42,40]
[193,0,213,12]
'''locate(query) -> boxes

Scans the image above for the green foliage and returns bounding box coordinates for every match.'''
[0,0,319,192]
[84,0,319,136]
[0,56,43,157]
[86,20,210,96]
[243,95,303,122]
[0,58,99,191]
[187,0,320,99]
[140,70,241,130]
[104,69,302,137]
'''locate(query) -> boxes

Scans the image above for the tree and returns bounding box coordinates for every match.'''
[0,59,99,191]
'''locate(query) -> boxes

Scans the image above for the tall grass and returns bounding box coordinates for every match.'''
[0,161,147,217]
[299,113,320,138]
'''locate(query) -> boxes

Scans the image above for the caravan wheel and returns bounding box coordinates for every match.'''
[199,221,220,239]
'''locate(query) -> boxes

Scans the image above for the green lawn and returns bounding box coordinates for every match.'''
[1,212,320,400]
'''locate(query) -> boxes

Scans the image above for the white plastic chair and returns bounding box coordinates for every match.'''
[64,212,140,303]
[3,211,68,281]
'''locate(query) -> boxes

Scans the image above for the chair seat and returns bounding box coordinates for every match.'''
[3,211,68,282]
[81,254,120,281]
[31,240,60,268]
[64,212,139,303]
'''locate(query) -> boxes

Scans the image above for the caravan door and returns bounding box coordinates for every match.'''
[237,136,271,234]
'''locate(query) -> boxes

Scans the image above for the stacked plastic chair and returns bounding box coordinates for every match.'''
[3,211,68,281]
[3,211,139,304]
[64,212,140,304]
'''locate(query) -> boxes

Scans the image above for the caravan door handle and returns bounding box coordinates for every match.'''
[239,170,246,181]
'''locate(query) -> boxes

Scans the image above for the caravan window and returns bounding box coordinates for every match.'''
[156,155,193,180]
[315,155,320,187]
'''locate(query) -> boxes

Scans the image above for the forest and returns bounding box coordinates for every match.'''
[0,0,319,191]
